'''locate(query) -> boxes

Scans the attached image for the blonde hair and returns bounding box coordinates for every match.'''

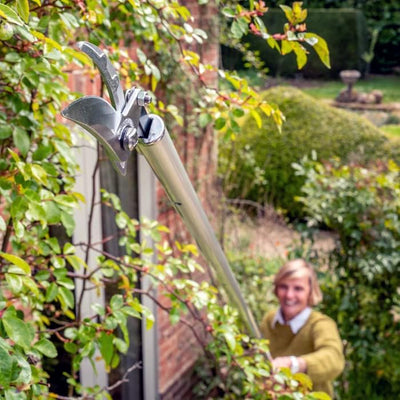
[274,258,323,306]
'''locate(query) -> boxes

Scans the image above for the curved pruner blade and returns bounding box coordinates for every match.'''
[61,96,128,175]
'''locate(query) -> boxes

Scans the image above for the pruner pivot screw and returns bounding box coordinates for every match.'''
[137,91,152,107]
[121,126,138,152]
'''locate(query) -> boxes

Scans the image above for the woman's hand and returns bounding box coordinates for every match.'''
[272,356,307,373]
[272,356,292,369]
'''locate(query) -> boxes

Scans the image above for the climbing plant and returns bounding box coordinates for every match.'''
[0,0,330,398]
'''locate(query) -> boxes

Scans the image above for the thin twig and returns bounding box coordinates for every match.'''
[107,361,142,392]
[76,144,100,322]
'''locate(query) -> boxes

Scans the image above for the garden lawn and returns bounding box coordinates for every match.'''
[381,124,400,137]
[300,74,400,104]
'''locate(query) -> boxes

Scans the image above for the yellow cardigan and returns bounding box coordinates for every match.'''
[260,309,344,397]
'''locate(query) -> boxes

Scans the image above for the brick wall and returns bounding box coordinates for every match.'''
[157,1,220,398]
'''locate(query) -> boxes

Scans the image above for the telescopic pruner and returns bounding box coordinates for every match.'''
[62,42,261,338]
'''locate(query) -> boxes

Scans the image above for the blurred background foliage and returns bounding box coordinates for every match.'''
[218,85,398,217]
[226,0,400,76]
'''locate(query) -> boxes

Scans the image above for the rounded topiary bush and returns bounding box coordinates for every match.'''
[219,86,394,217]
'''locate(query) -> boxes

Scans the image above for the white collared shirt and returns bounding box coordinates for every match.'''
[271,307,312,334]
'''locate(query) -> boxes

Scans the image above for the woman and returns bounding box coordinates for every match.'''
[260,259,344,397]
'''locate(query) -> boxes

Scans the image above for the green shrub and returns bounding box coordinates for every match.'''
[295,158,400,399]
[218,86,392,217]
[228,252,281,323]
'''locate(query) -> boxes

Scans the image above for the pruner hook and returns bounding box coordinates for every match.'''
[61,42,152,175]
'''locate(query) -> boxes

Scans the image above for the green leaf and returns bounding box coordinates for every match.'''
[115,211,128,229]
[0,125,12,140]
[250,109,262,128]
[230,18,248,39]
[281,40,293,55]
[113,337,128,354]
[60,212,75,236]
[267,36,280,52]
[215,118,226,130]
[52,256,65,269]
[136,48,147,64]
[57,277,75,290]
[58,287,74,310]
[232,108,245,118]
[5,273,22,293]
[45,282,58,302]
[13,220,24,239]
[16,0,29,23]
[30,164,48,186]
[199,113,212,128]
[27,202,46,222]
[10,196,28,220]
[64,342,78,354]
[304,33,331,69]
[91,303,105,316]
[0,252,31,275]
[169,307,180,325]
[63,327,78,340]
[42,202,60,225]
[14,354,31,384]
[66,255,85,271]
[63,242,75,255]
[293,372,312,389]
[150,63,160,81]
[13,128,30,157]
[110,353,120,369]
[0,4,24,26]
[21,276,41,298]
[145,312,154,330]
[59,12,79,29]
[54,194,77,208]
[3,316,34,350]
[224,331,236,351]
[35,270,50,281]
[98,331,114,365]
[221,7,235,18]
[110,295,124,311]
[0,178,12,191]
[121,306,141,319]
[280,5,293,24]
[0,344,13,386]
[291,41,307,70]
[292,2,307,23]
[34,338,57,358]
[32,143,53,161]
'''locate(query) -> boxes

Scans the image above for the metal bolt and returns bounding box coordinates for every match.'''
[137,91,152,107]
[118,119,138,151]
[122,126,138,151]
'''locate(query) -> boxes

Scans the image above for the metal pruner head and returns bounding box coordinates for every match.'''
[61,41,151,175]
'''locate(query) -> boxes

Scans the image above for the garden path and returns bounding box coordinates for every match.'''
[225,212,336,260]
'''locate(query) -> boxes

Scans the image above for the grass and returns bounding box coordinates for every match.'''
[381,124,400,137]
[226,72,400,104]
[300,75,400,104]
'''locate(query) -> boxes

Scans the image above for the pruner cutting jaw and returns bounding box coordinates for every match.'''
[61,42,157,175]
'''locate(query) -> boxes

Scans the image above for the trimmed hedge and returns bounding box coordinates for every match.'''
[371,23,400,74]
[218,86,395,216]
[222,9,368,78]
